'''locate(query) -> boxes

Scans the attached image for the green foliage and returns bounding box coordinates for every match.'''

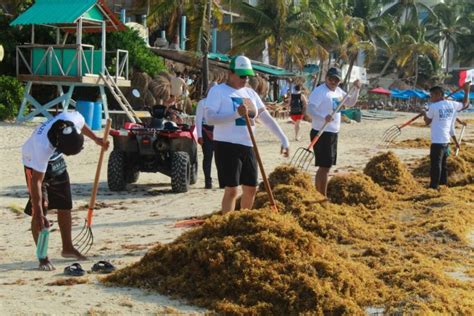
[107,29,167,77]
[0,75,24,120]
[1,4,54,76]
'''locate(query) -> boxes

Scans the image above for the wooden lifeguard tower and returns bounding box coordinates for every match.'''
[10,0,140,123]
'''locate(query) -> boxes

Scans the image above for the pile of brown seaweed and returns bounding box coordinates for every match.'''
[104,160,474,314]
[364,151,419,193]
[327,173,389,209]
[394,137,431,148]
[412,146,474,186]
[103,210,387,314]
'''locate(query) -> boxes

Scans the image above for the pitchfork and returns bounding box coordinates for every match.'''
[73,119,111,254]
[381,113,423,146]
[290,86,356,170]
[455,119,467,157]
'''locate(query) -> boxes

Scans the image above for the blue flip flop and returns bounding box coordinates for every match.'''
[64,263,86,276]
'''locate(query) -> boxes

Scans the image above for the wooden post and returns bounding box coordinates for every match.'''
[77,18,82,76]
[31,25,35,44]
[101,21,106,74]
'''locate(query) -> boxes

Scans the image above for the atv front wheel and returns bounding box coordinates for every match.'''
[108,150,127,191]
[171,151,190,193]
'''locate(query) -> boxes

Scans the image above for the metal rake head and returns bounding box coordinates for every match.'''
[72,220,94,255]
[381,125,401,147]
[290,147,314,171]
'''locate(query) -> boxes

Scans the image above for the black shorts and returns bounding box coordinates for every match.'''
[214,141,258,188]
[24,166,73,216]
[310,129,338,168]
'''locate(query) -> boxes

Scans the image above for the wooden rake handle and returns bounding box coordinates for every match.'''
[244,113,278,212]
[306,86,356,150]
[398,113,423,130]
[87,119,112,227]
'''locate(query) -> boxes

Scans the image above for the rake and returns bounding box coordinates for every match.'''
[73,119,111,254]
[381,86,465,147]
[290,86,356,171]
[244,112,278,212]
[381,113,423,147]
[455,120,467,157]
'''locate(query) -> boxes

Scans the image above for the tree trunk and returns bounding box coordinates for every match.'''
[343,53,357,90]
[202,0,212,97]
[378,54,395,78]
[413,55,418,89]
[313,59,323,89]
[445,42,450,74]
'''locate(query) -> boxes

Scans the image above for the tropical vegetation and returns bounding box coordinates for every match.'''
[1,0,474,89]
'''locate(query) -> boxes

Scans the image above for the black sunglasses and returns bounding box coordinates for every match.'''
[231,70,248,79]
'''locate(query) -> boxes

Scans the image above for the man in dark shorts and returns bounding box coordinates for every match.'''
[288,84,307,141]
[307,67,361,196]
[423,83,470,189]
[205,55,290,212]
[22,111,108,271]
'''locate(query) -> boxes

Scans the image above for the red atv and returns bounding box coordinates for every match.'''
[107,121,198,193]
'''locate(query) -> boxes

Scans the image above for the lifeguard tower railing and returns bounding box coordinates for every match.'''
[16,44,128,81]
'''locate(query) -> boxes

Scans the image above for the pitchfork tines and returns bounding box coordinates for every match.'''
[381,125,401,147]
[290,147,314,171]
[73,219,93,254]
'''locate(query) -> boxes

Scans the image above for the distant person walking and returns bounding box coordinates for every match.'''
[307,67,361,196]
[22,111,108,271]
[287,84,307,141]
[205,55,290,212]
[195,96,214,189]
[423,83,470,189]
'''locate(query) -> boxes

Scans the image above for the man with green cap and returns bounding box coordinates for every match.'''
[205,55,290,212]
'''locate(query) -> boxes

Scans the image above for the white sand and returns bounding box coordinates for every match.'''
[0,111,472,314]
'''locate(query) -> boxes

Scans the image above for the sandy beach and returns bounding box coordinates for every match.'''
[0,111,472,315]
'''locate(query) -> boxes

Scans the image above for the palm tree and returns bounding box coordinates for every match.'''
[393,23,439,88]
[380,0,435,26]
[427,0,471,73]
[372,16,402,79]
[226,0,306,67]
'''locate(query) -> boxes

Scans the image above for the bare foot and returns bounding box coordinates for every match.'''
[61,249,87,260]
[39,258,55,271]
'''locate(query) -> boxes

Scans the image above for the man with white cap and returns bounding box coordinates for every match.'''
[205,55,290,212]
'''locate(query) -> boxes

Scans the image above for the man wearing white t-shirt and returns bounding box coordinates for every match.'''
[22,111,108,271]
[307,67,361,196]
[205,55,290,212]
[424,83,470,189]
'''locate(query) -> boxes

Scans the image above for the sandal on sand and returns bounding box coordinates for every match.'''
[64,263,86,276]
[91,261,116,274]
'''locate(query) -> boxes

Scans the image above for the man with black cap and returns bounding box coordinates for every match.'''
[423,82,470,189]
[205,55,290,212]
[307,67,361,196]
[22,111,108,271]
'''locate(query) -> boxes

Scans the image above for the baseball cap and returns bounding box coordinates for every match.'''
[230,55,255,77]
[327,67,342,80]
[56,120,84,155]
